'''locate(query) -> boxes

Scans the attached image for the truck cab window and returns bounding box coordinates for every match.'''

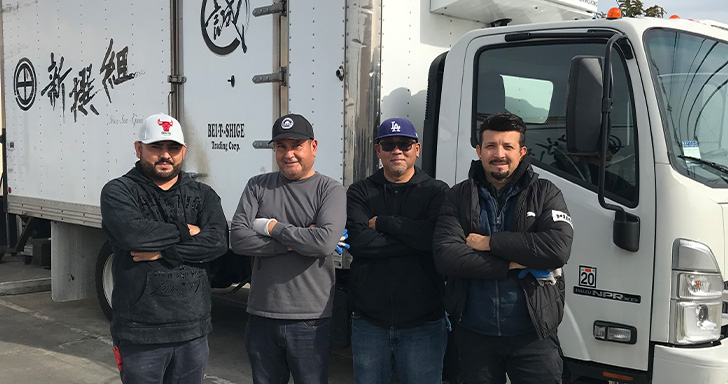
[473,43,639,206]
[646,29,728,188]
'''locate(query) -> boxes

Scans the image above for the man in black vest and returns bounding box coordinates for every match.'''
[433,112,573,384]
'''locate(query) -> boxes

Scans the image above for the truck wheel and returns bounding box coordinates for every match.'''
[95,242,114,321]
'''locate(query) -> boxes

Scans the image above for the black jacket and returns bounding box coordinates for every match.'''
[346,167,449,329]
[433,158,573,339]
[100,162,228,344]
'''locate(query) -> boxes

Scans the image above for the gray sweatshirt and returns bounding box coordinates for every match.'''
[230,171,346,319]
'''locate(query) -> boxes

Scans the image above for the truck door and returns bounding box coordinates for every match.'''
[180,1,345,217]
[452,33,657,372]
[284,1,345,183]
[180,0,281,218]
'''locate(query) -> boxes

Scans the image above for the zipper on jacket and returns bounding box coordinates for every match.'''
[495,280,501,336]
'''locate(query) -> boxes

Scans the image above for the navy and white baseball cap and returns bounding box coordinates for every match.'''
[138,113,185,145]
[270,113,315,143]
[375,117,418,142]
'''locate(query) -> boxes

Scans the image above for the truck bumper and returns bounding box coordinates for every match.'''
[653,341,728,383]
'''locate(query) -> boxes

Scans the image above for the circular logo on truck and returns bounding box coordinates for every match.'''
[14,58,37,111]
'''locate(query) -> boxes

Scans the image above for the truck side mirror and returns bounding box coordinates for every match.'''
[566,56,603,155]
[566,55,640,252]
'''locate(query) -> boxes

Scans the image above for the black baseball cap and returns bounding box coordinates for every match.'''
[269,113,315,143]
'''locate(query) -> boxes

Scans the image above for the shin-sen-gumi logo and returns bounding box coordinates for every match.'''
[158,119,173,135]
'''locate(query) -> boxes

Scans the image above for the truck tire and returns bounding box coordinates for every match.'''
[95,242,114,321]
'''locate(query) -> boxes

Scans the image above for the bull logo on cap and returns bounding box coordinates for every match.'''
[158,119,173,134]
[281,117,294,130]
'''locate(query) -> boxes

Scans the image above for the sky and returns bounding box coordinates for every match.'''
[597,0,728,25]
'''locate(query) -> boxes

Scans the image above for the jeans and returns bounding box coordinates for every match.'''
[351,314,448,384]
[245,314,331,384]
[115,335,209,384]
[456,326,563,384]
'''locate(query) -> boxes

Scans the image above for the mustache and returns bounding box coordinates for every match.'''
[489,159,509,165]
[155,159,174,166]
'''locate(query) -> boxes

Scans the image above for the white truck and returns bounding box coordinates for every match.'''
[2,0,727,383]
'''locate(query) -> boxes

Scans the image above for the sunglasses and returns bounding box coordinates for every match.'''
[379,140,417,152]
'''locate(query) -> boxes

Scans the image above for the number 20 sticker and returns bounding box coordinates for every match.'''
[579,266,597,288]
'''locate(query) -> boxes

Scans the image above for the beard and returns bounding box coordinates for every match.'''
[141,159,182,182]
[386,162,408,177]
[489,169,511,180]
[489,159,511,181]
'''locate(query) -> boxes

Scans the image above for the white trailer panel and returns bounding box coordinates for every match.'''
[287,0,346,183]
[180,0,279,218]
[4,0,170,213]
[381,0,483,144]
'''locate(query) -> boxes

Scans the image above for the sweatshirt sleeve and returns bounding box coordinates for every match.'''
[489,181,573,270]
[269,181,346,257]
[100,179,182,252]
[432,184,510,279]
[375,180,449,252]
[161,186,229,263]
[230,178,289,257]
[346,180,412,259]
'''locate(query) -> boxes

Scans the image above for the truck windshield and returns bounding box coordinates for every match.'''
[646,29,728,187]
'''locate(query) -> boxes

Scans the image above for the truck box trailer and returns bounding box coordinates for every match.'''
[3,0,727,382]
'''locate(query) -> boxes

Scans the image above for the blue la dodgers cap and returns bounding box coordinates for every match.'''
[375,117,418,142]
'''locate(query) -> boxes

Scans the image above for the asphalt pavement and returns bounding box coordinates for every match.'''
[0,253,355,383]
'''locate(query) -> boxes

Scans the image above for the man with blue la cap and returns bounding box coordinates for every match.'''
[346,117,450,383]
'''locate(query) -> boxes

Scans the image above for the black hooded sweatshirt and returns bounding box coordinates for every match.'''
[346,166,449,329]
[100,162,228,344]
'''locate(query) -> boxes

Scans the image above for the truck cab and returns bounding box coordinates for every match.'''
[429,16,728,383]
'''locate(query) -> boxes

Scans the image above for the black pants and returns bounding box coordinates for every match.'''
[115,335,209,384]
[455,327,562,384]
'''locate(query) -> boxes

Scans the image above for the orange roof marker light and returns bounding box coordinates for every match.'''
[607,7,622,19]
[669,15,680,19]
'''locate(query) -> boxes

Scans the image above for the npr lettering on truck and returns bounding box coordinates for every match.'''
[2,0,726,383]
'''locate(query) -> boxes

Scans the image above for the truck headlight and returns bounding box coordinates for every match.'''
[676,273,723,300]
[672,300,721,344]
[669,240,723,345]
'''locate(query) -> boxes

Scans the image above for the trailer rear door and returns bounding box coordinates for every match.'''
[180,0,280,217]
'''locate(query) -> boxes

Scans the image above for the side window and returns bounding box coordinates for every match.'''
[473,43,638,207]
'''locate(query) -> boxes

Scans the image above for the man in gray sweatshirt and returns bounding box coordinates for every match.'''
[230,113,346,384]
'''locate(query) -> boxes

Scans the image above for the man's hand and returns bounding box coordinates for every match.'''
[131,251,162,262]
[252,218,277,236]
[188,224,200,236]
[368,216,377,230]
[334,229,350,255]
[509,261,527,270]
[268,220,277,235]
[466,233,490,251]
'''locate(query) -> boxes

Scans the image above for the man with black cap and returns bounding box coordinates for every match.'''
[346,117,450,384]
[100,113,228,383]
[230,113,346,384]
